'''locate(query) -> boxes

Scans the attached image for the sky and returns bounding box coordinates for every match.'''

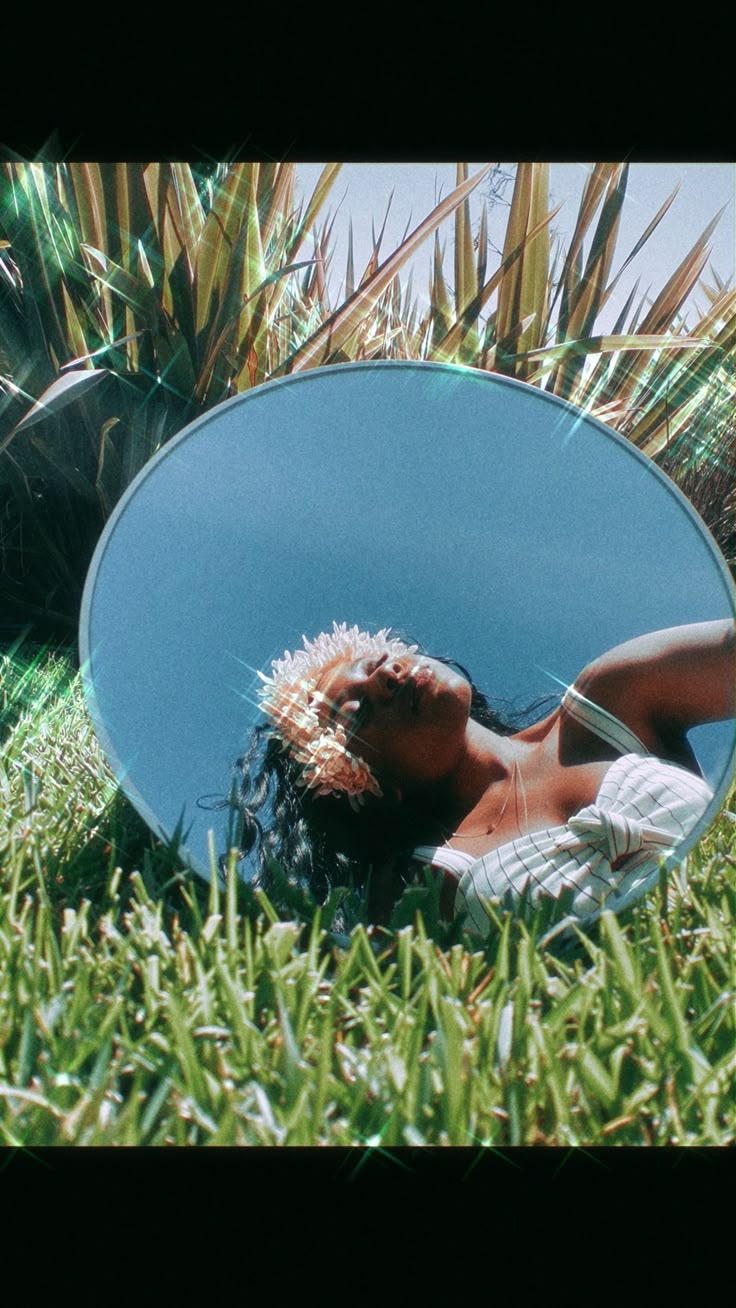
[293,162,735,336]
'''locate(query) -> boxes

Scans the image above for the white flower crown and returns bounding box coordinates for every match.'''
[257,622,418,810]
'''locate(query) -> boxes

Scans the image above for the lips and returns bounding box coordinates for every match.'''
[391,662,433,712]
[409,665,433,710]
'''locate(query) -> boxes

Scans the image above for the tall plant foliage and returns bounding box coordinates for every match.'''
[1,160,733,640]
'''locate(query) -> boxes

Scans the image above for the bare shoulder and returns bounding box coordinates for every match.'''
[573,619,735,753]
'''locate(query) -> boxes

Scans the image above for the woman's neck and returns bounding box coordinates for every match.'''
[430,719,518,834]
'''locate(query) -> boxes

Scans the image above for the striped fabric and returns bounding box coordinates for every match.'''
[560,684,648,756]
[411,684,714,939]
[412,844,475,877]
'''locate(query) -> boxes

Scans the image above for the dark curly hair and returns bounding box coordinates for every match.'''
[208,634,558,924]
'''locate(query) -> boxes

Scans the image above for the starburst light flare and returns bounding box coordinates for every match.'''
[257,622,419,807]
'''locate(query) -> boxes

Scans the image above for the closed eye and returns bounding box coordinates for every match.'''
[361,655,386,676]
[327,655,387,730]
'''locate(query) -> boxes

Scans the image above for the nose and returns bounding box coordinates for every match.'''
[365,658,407,701]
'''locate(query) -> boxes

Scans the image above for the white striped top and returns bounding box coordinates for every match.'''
[411,683,714,938]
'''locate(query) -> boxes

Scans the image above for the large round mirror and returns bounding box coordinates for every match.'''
[80,361,735,898]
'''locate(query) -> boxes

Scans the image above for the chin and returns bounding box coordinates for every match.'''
[428,659,471,706]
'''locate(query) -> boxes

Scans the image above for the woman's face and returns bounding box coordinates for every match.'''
[312,652,472,792]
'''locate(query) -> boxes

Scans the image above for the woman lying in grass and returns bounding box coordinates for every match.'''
[226,619,735,937]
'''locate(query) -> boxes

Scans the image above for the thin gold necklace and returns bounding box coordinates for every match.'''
[447,741,528,844]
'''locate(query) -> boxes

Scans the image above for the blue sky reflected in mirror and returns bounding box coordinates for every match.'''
[82,363,735,879]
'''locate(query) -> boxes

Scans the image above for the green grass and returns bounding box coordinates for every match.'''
[1,643,735,1146]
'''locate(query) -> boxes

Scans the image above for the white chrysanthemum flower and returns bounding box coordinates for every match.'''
[257,622,418,803]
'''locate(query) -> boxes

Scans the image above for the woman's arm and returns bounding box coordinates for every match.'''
[574,619,735,749]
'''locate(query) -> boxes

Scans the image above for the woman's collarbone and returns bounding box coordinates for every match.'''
[447,752,613,857]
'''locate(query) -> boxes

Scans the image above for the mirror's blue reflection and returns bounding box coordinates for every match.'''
[80,364,735,936]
